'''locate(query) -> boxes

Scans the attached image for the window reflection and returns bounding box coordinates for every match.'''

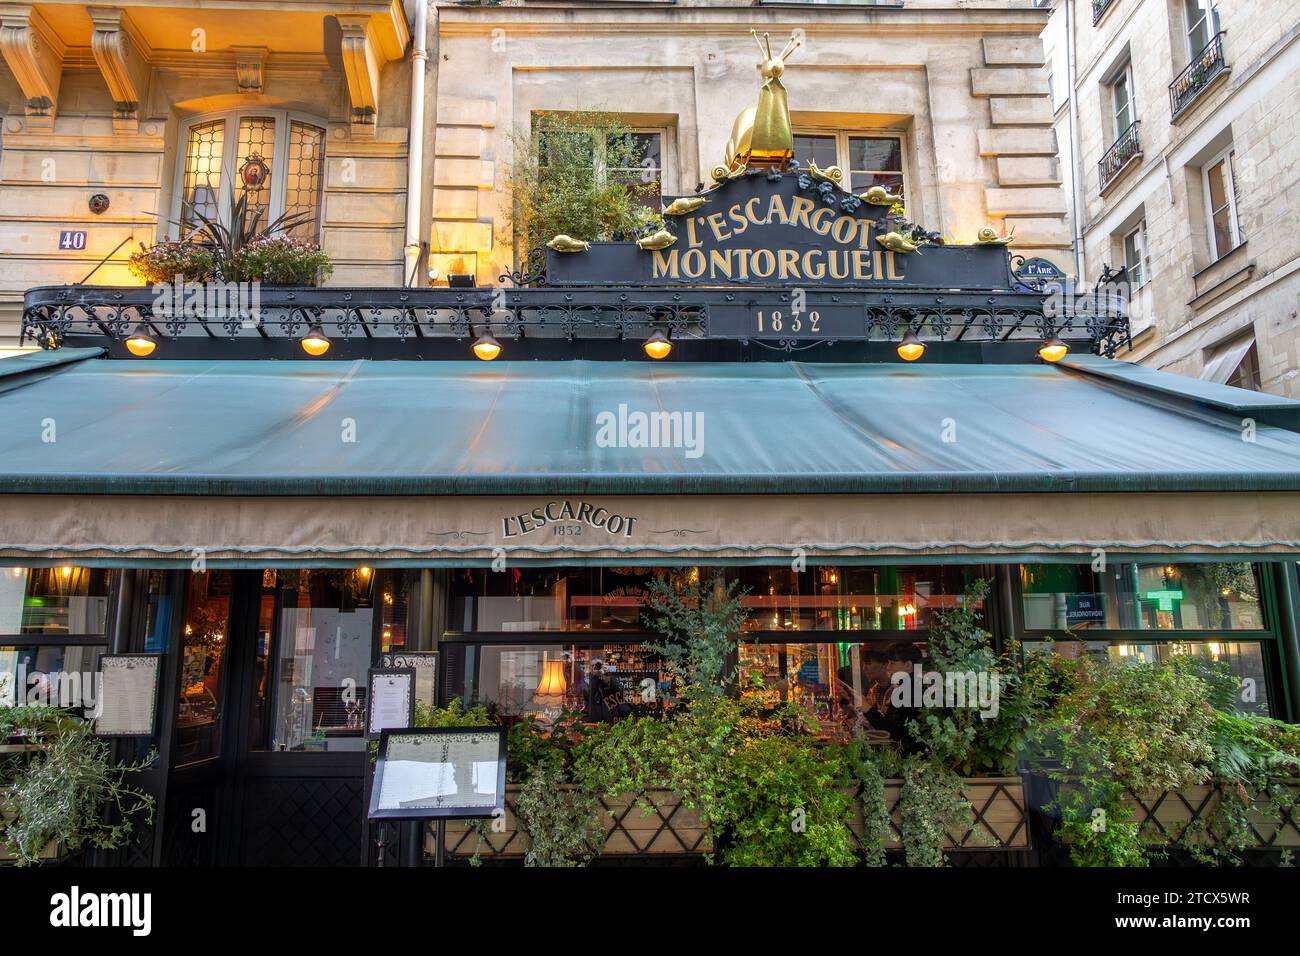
[1020,562,1263,630]
[0,645,104,712]
[449,565,984,634]
[448,642,667,725]
[740,640,931,743]
[176,572,231,765]
[1024,639,1271,716]
[268,569,374,752]
[0,567,113,636]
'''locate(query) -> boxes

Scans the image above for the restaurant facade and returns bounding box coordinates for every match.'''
[3,1,1300,868]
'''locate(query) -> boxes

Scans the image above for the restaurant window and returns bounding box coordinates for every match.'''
[793,131,905,196]
[449,565,984,635]
[1203,145,1243,259]
[176,571,232,765]
[731,564,984,633]
[0,568,115,715]
[1019,562,1264,631]
[263,569,376,753]
[1024,639,1271,716]
[175,110,325,239]
[739,638,934,744]
[443,642,667,725]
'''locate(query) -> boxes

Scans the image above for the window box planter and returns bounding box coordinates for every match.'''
[439,786,711,861]
[1122,780,1300,850]
[1,739,63,864]
[437,776,1030,862]
[846,776,1030,851]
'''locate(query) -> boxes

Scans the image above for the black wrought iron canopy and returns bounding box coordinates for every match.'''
[22,281,1129,361]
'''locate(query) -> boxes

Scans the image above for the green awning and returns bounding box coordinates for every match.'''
[1,351,1300,496]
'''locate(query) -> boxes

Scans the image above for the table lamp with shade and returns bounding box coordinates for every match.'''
[533,657,568,719]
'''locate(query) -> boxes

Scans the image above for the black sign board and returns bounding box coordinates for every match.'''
[368,727,508,821]
[545,172,1015,291]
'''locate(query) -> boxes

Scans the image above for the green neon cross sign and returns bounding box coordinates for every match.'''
[1144,589,1185,611]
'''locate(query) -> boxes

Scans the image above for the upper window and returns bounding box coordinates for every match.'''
[1184,0,1222,57]
[1122,221,1149,288]
[1202,334,1261,390]
[1203,145,1244,259]
[537,127,666,210]
[175,111,325,240]
[793,132,905,197]
[1110,63,1136,138]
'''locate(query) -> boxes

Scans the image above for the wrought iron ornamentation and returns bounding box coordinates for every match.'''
[21,284,1127,357]
[499,246,549,288]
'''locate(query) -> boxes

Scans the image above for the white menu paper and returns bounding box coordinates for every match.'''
[94,655,160,736]
[367,669,414,738]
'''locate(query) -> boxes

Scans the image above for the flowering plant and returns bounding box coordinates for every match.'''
[225,236,333,285]
[127,241,218,285]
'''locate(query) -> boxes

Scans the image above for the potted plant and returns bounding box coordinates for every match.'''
[506,112,664,256]
[129,187,333,287]
[0,705,154,865]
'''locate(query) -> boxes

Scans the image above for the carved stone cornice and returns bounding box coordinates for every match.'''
[0,4,65,130]
[336,1,409,139]
[87,6,151,133]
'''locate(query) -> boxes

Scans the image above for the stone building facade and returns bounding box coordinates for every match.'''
[1045,0,1300,395]
[0,0,1070,347]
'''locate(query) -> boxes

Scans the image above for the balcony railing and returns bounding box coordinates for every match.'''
[1098,120,1141,193]
[1169,32,1228,118]
[1092,0,1116,24]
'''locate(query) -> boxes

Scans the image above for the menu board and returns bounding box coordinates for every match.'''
[369,727,507,820]
[381,652,438,708]
[366,668,415,740]
[94,654,161,737]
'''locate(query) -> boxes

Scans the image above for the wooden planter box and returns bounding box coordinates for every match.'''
[439,786,710,861]
[1123,780,1300,850]
[438,776,1030,861]
[0,738,62,864]
[846,776,1030,851]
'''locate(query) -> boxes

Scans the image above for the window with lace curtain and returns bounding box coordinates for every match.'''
[175,110,325,240]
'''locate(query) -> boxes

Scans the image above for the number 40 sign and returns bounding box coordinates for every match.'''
[58,230,87,251]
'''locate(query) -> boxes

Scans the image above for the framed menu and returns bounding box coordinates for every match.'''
[366,668,415,740]
[381,652,438,708]
[94,654,162,737]
[368,727,507,820]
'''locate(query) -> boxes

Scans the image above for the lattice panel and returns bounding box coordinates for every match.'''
[846,777,1030,850]
[239,777,363,866]
[1124,781,1300,849]
[438,787,711,860]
